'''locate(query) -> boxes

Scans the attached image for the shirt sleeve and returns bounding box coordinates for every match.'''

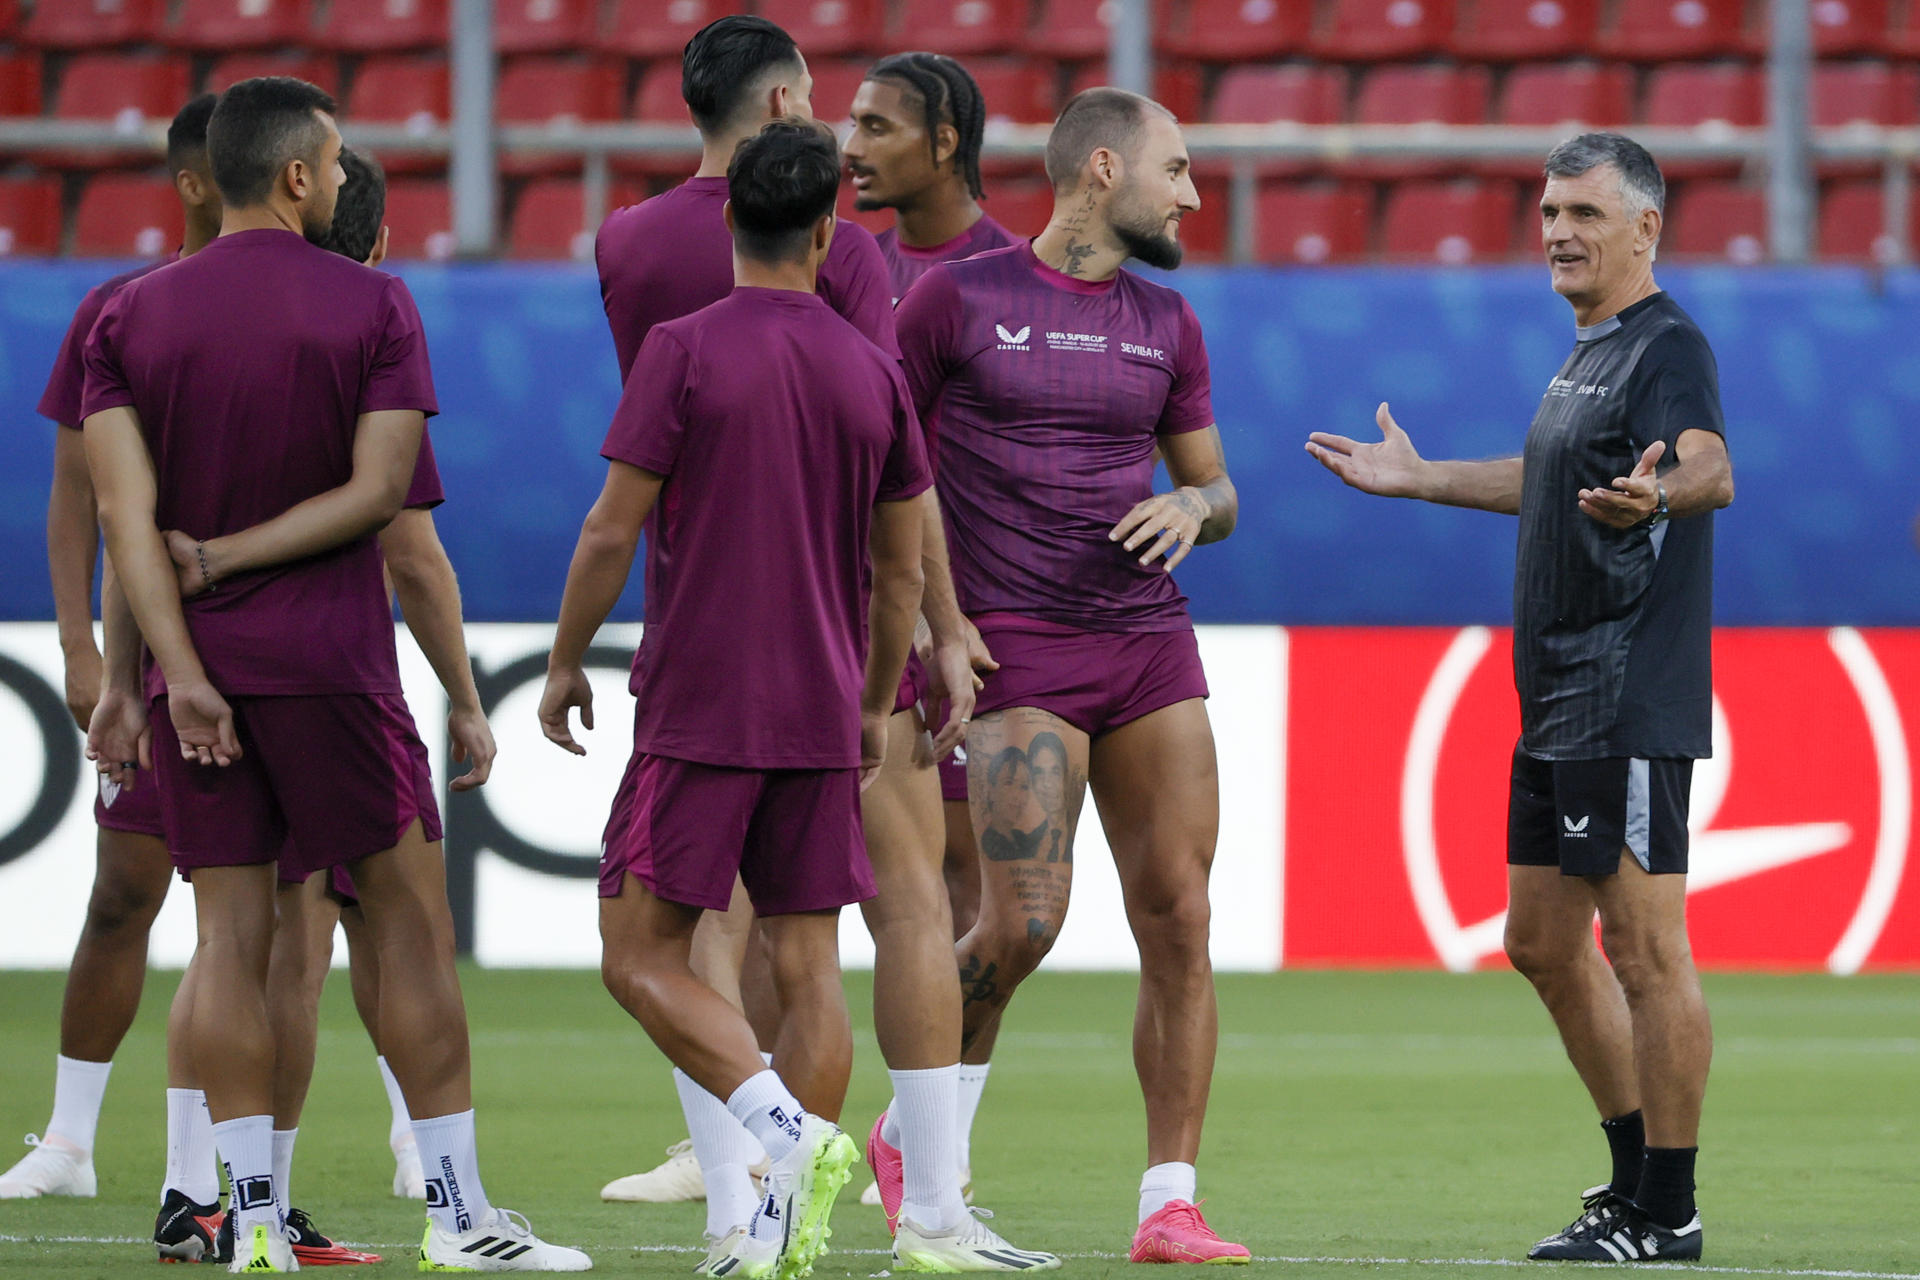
[821,223,901,360]
[1154,296,1215,437]
[79,290,136,423]
[601,326,692,476]
[39,285,110,429]
[361,277,440,418]
[893,266,966,431]
[1631,324,1725,452]
[403,431,445,510]
[876,364,933,504]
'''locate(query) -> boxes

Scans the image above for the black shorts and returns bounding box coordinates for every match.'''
[1507,743,1693,876]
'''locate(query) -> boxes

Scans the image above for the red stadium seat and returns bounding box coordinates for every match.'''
[73,174,183,256]
[983,178,1053,238]
[1380,178,1518,262]
[1498,63,1632,125]
[1749,0,1888,55]
[755,0,884,56]
[1818,177,1919,260]
[496,0,598,54]
[1066,62,1203,123]
[805,57,871,124]
[314,0,446,51]
[1314,0,1457,60]
[382,179,456,258]
[600,0,746,59]
[344,57,450,173]
[1032,0,1112,60]
[165,0,310,50]
[0,177,63,255]
[21,0,165,47]
[1667,180,1766,261]
[206,54,342,96]
[972,60,1061,123]
[895,0,1029,55]
[0,0,18,38]
[1641,63,1764,125]
[1162,0,1312,61]
[1450,0,1599,59]
[0,52,44,116]
[1176,173,1228,259]
[1892,0,1920,55]
[1596,0,1749,59]
[497,58,624,175]
[630,64,692,122]
[1353,64,1490,177]
[1257,182,1373,263]
[1207,64,1347,124]
[1813,62,1920,125]
[509,179,593,258]
[52,54,193,166]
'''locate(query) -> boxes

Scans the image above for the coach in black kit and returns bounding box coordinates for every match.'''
[1306,132,1733,1263]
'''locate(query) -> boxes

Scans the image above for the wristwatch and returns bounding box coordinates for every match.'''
[1640,482,1669,529]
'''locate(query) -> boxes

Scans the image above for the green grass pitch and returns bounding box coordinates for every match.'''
[1,968,1916,1277]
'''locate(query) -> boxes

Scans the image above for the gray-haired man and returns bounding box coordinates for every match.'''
[1306,132,1733,1262]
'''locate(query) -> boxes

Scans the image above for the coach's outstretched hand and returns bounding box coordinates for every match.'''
[538,665,594,756]
[168,677,240,767]
[1578,440,1665,529]
[1305,403,1429,499]
[86,685,151,790]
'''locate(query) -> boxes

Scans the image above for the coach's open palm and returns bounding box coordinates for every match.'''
[168,678,240,766]
[539,665,593,756]
[1306,403,1428,498]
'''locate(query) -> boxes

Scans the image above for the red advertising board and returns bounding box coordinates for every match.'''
[1285,628,1920,971]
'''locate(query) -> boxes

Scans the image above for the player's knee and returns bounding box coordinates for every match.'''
[1503,923,1582,981]
[1126,884,1211,958]
[1602,927,1693,1001]
[82,869,167,938]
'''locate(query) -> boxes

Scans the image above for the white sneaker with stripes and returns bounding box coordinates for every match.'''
[893,1209,1061,1273]
[420,1207,593,1271]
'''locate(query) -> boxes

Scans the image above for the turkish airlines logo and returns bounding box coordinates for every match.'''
[1401,626,1910,974]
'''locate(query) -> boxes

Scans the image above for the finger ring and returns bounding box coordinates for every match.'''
[121,761,136,769]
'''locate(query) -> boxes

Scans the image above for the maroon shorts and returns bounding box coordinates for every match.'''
[94,773,165,838]
[599,752,874,916]
[938,742,969,803]
[893,651,930,717]
[278,862,361,904]
[151,693,442,882]
[971,614,1208,737]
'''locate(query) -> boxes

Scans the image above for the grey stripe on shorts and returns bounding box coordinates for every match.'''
[1625,757,1652,871]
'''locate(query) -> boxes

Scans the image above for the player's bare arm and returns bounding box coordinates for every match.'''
[1577,429,1734,529]
[1307,401,1525,515]
[168,409,424,594]
[381,508,495,790]
[865,496,926,788]
[540,459,665,755]
[1109,424,1238,572]
[919,487,992,757]
[87,573,151,790]
[83,404,239,767]
[47,427,104,729]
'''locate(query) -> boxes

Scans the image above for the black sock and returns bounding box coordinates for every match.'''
[1600,1110,1645,1198]
[1634,1146,1698,1229]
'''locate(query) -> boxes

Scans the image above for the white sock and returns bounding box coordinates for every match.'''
[724,1070,805,1161]
[880,1104,901,1147]
[164,1088,220,1205]
[47,1055,113,1154]
[955,1063,991,1176]
[376,1057,413,1150]
[761,1052,774,1066]
[271,1129,297,1222]
[674,1069,762,1238]
[890,1065,967,1233]
[211,1115,278,1236]
[412,1109,493,1234]
[1139,1161,1197,1223]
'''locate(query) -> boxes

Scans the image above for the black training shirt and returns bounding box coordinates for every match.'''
[1513,291,1723,761]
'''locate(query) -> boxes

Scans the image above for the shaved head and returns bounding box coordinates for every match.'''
[1044,87,1173,192]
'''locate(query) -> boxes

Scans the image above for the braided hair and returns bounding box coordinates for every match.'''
[864,51,986,200]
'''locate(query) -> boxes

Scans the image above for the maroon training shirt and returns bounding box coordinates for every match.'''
[895,243,1214,633]
[80,228,439,698]
[602,287,932,770]
[875,213,1019,305]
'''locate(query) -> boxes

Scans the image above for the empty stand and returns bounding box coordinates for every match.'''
[0,0,17,39]
[805,57,871,123]
[345,57,450,173]
[206,54,341,95]
[972,59,1063,122]
[314,0,446,51]
[755,0,884,55]
[381,178,456,258]
[1178,173,1229,259]
[508,179,591,258]
[1596,0,1749,59]
[165,0,309,51]
[983,178,1053,238]
[1032,0,1111,59]
[0,51,43,116]
[1668,180,1767,261]
[1208,64,1348,124]
[1257,182,1373,263]
[1450,0,1599,59]
[1498,62,1632,125]
[496,0,599,55]
[1162,0,1312,61]
[497,58,624,175]
[1752,0,1889,55]
[0,177,63,255]
[895,0,1027,55]
[1381,179,1517,261]
[1813,61,1920,125]
[1066,62,1203,122]
[22,0,165,47]
[50,54,192,166]
[1354,63,1492,177]
[631,64,692,122]
[1892,0,1920,55]
[600,0,746,59]
[1641,62,1765,125]
[1818,178,1917,260]
[72,174,182,256]
[1315,0,1457,60]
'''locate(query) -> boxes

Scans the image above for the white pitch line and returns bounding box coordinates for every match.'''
[4,1234,1916,1280]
